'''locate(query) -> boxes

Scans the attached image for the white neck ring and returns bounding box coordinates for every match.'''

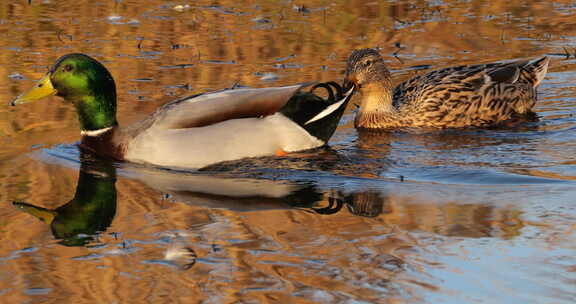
[80,126,113,137]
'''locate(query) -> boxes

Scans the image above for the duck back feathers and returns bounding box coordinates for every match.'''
[391,57,549,128]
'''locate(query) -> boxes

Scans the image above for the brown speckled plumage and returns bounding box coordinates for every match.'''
[344,48,550,129]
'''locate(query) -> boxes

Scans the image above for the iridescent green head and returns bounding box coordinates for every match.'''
[11,53,118,131]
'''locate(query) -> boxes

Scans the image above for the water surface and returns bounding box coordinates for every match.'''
[1,1,576,303]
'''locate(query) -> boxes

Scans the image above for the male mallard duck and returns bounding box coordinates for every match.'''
[343,48,549,129]
[11,53,354,169]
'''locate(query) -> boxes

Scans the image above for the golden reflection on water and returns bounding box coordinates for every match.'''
[1,0,576,303]
[0,147,535,302]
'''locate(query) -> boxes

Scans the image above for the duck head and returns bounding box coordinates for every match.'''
[343,48,392,91]
[343,49,397,129]
[11,53,118,131]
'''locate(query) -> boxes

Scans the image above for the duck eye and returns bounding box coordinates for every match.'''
[364,60,373,67]
[64,64,73,72]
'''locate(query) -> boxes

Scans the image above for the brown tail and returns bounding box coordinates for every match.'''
[520,56,550,87]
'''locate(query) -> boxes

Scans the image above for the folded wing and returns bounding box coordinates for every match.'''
[149,85,307,129]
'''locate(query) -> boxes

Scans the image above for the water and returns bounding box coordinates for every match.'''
[1,1,576,303]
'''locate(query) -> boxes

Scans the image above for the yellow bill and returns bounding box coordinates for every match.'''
[13,201,57,224]
[10,73,57,106]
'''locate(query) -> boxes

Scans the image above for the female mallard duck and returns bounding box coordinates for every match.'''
[11,53,354,169]
[344,48,549,129]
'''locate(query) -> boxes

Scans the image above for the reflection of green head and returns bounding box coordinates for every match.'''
[13,158,117,247]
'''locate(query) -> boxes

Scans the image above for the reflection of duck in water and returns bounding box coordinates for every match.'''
[28,148,337,213]
[344,48,549,129]
[356,126,536,151]
[343,191,389,218]
[13,153,199,268]
[303,190,389,218]
[333,188,524,238]
[13,156,117,246]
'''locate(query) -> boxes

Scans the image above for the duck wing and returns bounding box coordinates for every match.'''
[148,84,309,130]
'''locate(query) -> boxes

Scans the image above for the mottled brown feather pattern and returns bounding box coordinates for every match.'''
[345,48,549,129]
